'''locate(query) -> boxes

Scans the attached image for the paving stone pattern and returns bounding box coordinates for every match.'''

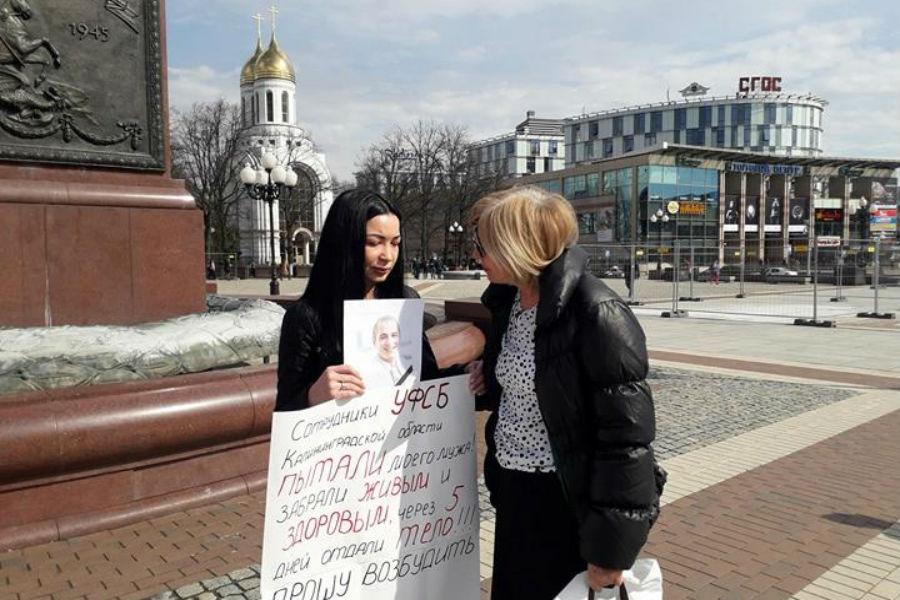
[648,367,857,459]
[644,407,900,599]
[0,366,865,600]
[133,367,858,600]
[149,567,259,600]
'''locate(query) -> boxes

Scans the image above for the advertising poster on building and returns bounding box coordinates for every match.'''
[869,180,898,238]
[870,204,898,238]
[765,197,783,232]
[343,300,423,389]
[260,375,480,600]
[595,206,614,242]
[789,197,809,233]
[745,197,759,232]
[886,182,898,205]
[814,209,843,223]
[872,180,891,203]
[723,197,739,232]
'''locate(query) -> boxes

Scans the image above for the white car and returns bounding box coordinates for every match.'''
[765,267,799,277]
[602,266,624,278]
[765,267,800,282]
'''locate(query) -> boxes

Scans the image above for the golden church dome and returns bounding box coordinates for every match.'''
[240,38,263,86]
[254,35,296,83]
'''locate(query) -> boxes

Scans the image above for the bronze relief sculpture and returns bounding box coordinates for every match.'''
[0,0,163,170]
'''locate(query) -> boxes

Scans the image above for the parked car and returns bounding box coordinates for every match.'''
[765,266,800,283]
[694,267,714,282]
[766,267,799,277]
[602,265,624,278]
[696,264,740,281]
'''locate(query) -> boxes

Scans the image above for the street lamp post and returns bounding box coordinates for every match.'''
[649,207,669,278]
[448,221,464,269]
[240,153,298,296]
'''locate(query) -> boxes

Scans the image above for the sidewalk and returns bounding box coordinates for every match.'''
[2,318,900,600]
[639,314,900,377]
[648,389,900,599]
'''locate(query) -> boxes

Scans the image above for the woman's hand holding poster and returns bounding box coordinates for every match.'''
[261,300,480,600]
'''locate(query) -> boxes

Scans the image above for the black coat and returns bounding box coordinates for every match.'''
[275,286,440,412]
[479,245,663,570]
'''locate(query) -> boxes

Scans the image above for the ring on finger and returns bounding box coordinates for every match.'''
[339,380,344,391]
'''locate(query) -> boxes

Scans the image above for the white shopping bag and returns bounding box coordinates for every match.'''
[554,558,663,600]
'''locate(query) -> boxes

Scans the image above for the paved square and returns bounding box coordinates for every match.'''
[3,312,900,600]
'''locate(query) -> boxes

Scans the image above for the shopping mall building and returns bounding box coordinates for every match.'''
[499,78,899,264]
[516,143,899,264]
[563,80,827,164]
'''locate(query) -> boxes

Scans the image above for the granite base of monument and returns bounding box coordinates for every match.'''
[0,167,206,327]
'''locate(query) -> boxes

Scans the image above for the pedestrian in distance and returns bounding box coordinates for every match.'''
[274,189,463,411]
[625,261,639,297]
[466,186,664,600]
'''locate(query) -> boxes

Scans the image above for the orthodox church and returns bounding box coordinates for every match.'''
[237,12,333,269]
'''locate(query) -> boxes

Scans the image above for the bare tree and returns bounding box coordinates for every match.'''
[355,120,504,263]
[401,121,446,257]
[355,127,416,209]
[330,176,354,195]
[438,123,504,264]
[170,100,245,256]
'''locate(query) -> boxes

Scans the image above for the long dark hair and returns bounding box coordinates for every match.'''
[302,188,405,345]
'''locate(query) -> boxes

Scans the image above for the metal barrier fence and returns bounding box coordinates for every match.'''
[583,237,899,326]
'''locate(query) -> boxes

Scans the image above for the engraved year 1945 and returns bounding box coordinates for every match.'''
[67,23,111,42]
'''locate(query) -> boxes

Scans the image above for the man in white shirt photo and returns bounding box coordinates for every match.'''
[359,315,415,388]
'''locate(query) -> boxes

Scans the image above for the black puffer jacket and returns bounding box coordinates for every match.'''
[478,245,663,570]
[275,286,440,412]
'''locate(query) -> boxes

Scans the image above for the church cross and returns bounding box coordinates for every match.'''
[252,12,263,40]
[269,5,279,34]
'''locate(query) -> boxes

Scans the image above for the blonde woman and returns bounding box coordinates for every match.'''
[467,187,663,599]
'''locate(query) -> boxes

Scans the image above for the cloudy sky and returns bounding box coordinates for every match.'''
[167,0,900,180]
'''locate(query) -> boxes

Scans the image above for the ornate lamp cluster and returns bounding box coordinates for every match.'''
[649,208,670,274]
[240,153,298,296]
[448,221,465,268]
[649,207,670,225]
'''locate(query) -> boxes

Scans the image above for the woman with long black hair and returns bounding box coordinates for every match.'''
[275,189,442,411]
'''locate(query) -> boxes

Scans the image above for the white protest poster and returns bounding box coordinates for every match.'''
[343,299,424,389]
[260,375,480,600]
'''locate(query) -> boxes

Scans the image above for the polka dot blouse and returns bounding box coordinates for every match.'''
[494,294,555,473]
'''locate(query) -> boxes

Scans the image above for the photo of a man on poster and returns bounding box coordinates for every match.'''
[745,197,759,232]
[343,298,423,390]
[789,197,809,232]
[361,315,415,387]
[765,197,782,225]
[724,198,739,225]
[596,206,614,242]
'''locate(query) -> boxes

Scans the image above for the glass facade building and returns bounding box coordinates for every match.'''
[639,166,720,245]
[469,112,566,179]
[517,145,899,265]
[564,94,827,166]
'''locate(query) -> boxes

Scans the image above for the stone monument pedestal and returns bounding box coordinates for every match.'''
[0,0,205,327]
[0,165,205,327]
